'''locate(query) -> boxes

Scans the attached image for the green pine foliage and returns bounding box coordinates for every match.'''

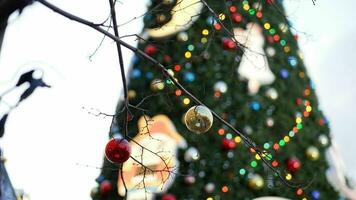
[93,0,340,199]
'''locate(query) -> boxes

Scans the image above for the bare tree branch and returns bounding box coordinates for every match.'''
[37,0,307,189]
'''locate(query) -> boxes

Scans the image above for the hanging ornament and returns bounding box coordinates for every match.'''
[214,81,228,93]
[222,138,236,150]
[131,68,141,78]
[266,46,276,57]
[146,0,203,38]
[144,44,158,56]
[227,151,234,159]
[184,105,213,134]
[184,175,196,185]
[177,32,189,42]
[234,23,275,95]
[157,14,167,23]
[162,194,176,200]
[306,146,320,161]
[279,23,289,33]
[265,88,278,100]
[250,101,261,111]
[150,79,165,92]
[222,38,236,49]
[204,182,215,193]
[184,147,200,162]
[128,90,137,100]
[105,138,131,164]
[311,190,320,199]
[318,134,329,147]
[296,188,303,196]
[183,72,196,82]
[232,13,242,23]
[100,180,112,194]
[286,157,301,172]
[248,174,265,190]
[265,117,274,127]
[288,56,298,67]
[244,125,253,135]
[197,171,205,179]
[280,69,289,79]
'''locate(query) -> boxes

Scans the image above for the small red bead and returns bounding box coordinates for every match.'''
[214,23,222,31]
[229,6,237,13]
[162,194,176,200]
[100,180,112,194]
[272,160,279,167]
[174,64,181,71]
[296,188,303,195]
[286,157,301,172]
[273,34,280,42]
[266,0,274,4]
[273,143,279,150]
[232,13,242,23]
[222,138,236,150]
[144,44,157,56]
[296,98,303,105]
[267,36,274,43]
[222,38,236,50]
[164,55,172,63]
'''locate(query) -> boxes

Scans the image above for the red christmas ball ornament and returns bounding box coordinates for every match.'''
[286,157,301,172]
[163,55,172,63]
[162,194,176,200]
[222,38,236,50]
[222,138,236,150]
[100,180,112,194]
[144,44,157,56]
[232,13,242,23]
[105,138,131,164]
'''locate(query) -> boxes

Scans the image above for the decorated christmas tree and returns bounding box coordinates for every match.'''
[91,0,344,199]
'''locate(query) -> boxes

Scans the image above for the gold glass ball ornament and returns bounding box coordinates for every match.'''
[177,32,189,42]
[184,147,200,162]
[150,79,165,92]
[318,134,329,147]
[213,81,228,93]
[265,87,278,100]
[266,46,276,57]
[128,90,137,100]
[248,174,264,190]
[204,182,215,193]
[184,105,213,134]
[306,146,320,161]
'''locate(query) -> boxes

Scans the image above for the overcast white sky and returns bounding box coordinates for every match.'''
[0,0,355,200]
